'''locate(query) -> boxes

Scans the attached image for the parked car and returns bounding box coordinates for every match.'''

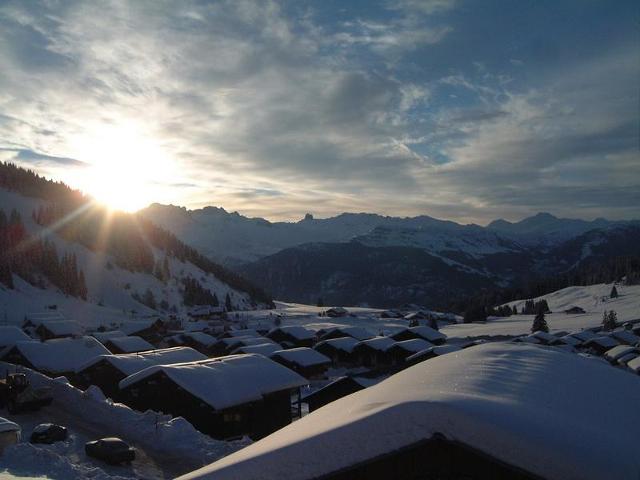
[85,437,135,464]
[30,423,68,444]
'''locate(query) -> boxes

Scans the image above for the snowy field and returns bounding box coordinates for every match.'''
[240,283,640,341]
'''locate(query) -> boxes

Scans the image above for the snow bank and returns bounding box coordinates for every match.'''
[178,343,640,480]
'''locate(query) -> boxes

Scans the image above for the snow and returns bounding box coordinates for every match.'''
[180,332,217,347]
[34,320,82,337]
[405,345,461,362]
[0,362,248,479]
[177,343,640,480]
[91,331,127,343]
[584,336,619,349]
[270,348,331,368]
[2,337,111,374]
[314,337,359,353]
[119,320,156,336]
[77,347,206,376]
[320,326,372,341]
[610,330,640,345]
[268,326,315,341]
[355,336,395,352]
[604,345,638,362]
[105,336,154,353]
[119,354,308,411]
[402,326,446,343]
[230,343,281,356]
[0,327,30,347]
[388,338,433,353]
[0,418,20,434]
[626,356,640,373]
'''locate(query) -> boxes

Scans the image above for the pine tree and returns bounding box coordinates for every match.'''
[531,310,549,333]
[512,305,518,315]
[610,285,618,298]
[602,310,617,331]
[225,293,233,312]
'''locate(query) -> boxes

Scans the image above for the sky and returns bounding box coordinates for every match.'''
[0,0,638,223]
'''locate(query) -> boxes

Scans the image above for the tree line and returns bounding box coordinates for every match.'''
[0,208,87,298]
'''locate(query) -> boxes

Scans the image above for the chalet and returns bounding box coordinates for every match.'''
[615,352,638,366]
[91,330,127,343]
[119,354,307,440]
[230,343,282,356]
[570,330,599,343]
[75,347,206,399]
[219,329,260,339]
[269,348,331,379]
[175,343,640,480]
[391,326,446,345]
[303,376,382,413]
[166,332,217,354]
[104,336,154,354]
[582,336,620,355]
[120,319,166,344]
[352,337,396,367]
[314,337,359,366]
[22,312,65,329]
[0,337,110,378]
[33,320,83,340]
[317,326,373,342]
[210,336,276,357]
[266,326,315,348]
[380,309,403,319]
[604,345,639,364]
[564,306,586,314]
[609,329,640,346]
[325,307,349,318]
[559,334,582,347]
[405,345,462,366]
[0,326,31,349]
[386,339,433,364]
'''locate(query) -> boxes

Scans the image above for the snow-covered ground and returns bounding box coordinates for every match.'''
[0,363,248,480]
[237,283,640,342]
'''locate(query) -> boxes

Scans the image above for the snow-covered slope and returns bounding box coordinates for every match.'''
[0,188,266,328]
[178,342,640,480]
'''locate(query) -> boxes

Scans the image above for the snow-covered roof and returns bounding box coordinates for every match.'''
[354,336,395,352]
[617,352,638,365]
[120,320,157,335]
[182,332,217,347]
[388,338,433,353]
[530,330,558,344]
[227,329,259,337]
[177,343,640,480]
[91,330,127,343]
[106,336,154,353]
[230,343,282,356]
[77,346,206,376]
[604,345,637,362]
[119,354,308,410]
[571,330,598,342]
[219,336,275,348]
[4,337,110,373]
[0,326,31,346]
[560,334,582,346]
[270,348,331,368]
[406,345,461,363]
[626,355,640,373]
[0,417,20,433]
[36,320,82,336]
[322,326,373,341]
[268,326,315,341]
[584,336,619,349]
[25,312,65,323]
[610,329,640,345]
[405,326,447,342]
[315,336,359,353]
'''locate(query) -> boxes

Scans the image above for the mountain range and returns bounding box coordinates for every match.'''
[141,204,640,308]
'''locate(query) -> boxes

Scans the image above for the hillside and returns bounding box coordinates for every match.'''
[0,163,272,326]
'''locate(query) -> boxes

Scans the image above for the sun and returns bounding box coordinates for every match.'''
[68,121,176,212]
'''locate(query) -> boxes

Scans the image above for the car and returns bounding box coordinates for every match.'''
[30,423,68,444]
[85,437,136,464]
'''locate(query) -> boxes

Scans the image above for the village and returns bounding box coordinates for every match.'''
[0,282,639,480]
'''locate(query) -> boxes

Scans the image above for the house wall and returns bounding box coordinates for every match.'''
[322,436,541,480]
[76,361,127,399]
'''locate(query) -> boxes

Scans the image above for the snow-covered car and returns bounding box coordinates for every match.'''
[30,423,68,444]
[85,437,135,464]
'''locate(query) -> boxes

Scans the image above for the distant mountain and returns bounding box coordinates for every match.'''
[0,163,272,326]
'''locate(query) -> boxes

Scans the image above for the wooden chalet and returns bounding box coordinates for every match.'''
[269,348,331,379]
[0,337,110,378]
[33,320,82,340]
[609,329,640,346]
[386,339,433,364]
[314,337,359,366]
[166,331,217,355]
[120,319,166,345]
[390,326,446,345]
[266,326,316,348]
[230,343,281,356]
[302,376,381,413]
[75,346,206,399]
[118,354,307,440]
[317,326,373,342]
[352,337,396,367]
[210,336,276,357]
[405,345,462,366]
[582,336,620,355]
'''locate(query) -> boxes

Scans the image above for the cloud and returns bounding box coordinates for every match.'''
[0,148,87,167]
[0,0,637,223]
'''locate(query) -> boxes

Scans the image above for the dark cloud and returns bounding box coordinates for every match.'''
[1,148,87,167]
